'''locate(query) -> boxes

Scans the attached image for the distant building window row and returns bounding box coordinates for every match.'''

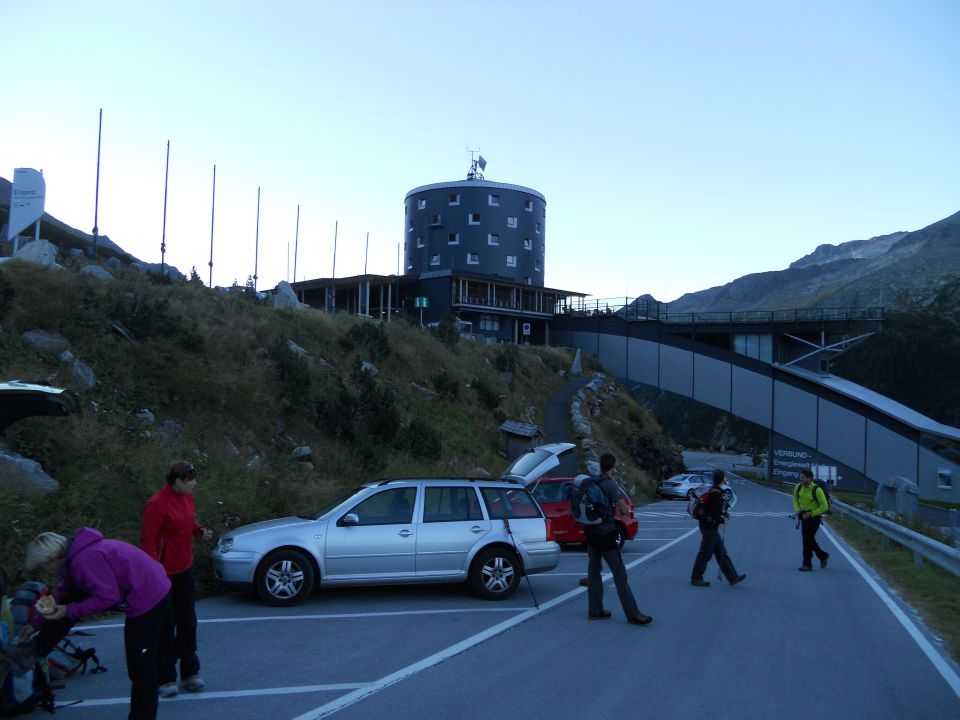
[488,233,499,246]
[448,233,460,244]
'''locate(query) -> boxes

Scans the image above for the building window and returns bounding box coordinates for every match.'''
[469,212,481,225]
[480,315,501,331]
[506,255,517,267]
[449,193,460,205]
[523,237,532,251]
[507,216,517,228]
[407,260,414,270]
[430,214,442,226]
[524,199,533,212]
[416,236,425,248]
[938,469,953,490]
[488,194,500,206]
[525,276,532,285]
[467,252,479,265]
[408,221,413,232]
[488,233,499,246]
[448,233,460,245]
[534,259,541,271]
[536,222,541,234]
[418,199,427,210]
[430,254,440,266]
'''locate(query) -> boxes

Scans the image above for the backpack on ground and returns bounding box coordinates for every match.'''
[46,635,105,681]
[562,475,612,526]
[794,479,831,510]
[1,595,55,716]
[687,486,723,521]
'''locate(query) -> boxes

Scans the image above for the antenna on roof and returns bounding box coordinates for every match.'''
[466,148,486,180]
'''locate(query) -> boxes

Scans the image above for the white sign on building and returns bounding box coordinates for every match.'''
[7,168,46,248]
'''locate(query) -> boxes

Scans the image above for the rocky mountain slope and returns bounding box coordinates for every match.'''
[666,210,960,313]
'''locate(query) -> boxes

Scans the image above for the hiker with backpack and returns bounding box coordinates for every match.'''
[793,468,830,571]
[0,529,171,720]
[580,453,652,626]
[141,460,213,698]
[690,469,746,588]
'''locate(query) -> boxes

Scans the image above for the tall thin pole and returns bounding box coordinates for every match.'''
[362,231,370,316]
[293,204,300,284]
[208,164,216,287]
[329,220,338,313]
[363,231,369,276]
[92,108,102,258]
[160,140,170,275]
[253,187,260,291]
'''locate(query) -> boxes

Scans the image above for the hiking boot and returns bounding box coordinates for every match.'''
[182,675,205,692]
[690,579,710,587]
[0,639,38,676]
[729,574,747,587]
[627,613,653,626]
[588,610,612,620]
[158,682,179,698]
[820,553,829,569]
[798,565,813,572]
[578,578,589,587]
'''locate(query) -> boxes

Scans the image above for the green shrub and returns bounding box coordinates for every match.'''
[429,312,461,347]
[396,418,442,459]
[432,370,460,401]
[493,344,520,373]
[472,376,500,411]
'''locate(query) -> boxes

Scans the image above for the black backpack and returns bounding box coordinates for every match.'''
[562,476,612,526]
[794,479,830,509]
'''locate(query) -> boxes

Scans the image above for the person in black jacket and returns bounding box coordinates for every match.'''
[690,469,746,587]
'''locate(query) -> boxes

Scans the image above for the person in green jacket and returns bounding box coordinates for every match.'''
[792,468,830,571]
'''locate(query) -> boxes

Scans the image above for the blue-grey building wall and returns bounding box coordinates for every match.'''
[403,180,546,286]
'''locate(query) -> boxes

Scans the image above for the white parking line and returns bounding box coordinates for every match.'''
[74,606,534,631]
[57,684,371,708]
[288,527,699,720]
[822,525,960,700]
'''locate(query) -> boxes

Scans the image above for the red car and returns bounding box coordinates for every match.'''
[530,475,638,549]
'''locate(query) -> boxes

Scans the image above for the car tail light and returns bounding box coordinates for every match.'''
[545,518,554,541]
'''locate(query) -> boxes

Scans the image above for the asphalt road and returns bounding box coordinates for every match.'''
[49,475,960,720]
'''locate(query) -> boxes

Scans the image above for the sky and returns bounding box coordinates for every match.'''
[4,0,959,303]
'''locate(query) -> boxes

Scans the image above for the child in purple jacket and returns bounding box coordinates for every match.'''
[1,528,172,720]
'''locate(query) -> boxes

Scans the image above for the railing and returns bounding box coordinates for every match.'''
[564,297,885,325]
[830,499,960,577]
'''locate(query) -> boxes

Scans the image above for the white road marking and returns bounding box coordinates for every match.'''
[56,684,370,708]
[287,527,699,720]
[822,525,960,699]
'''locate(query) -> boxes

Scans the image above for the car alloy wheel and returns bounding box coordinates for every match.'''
[469,547,521,600]
[613,523,626,550]
[255,549,315,606]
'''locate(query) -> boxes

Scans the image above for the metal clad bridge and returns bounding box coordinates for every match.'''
[550,303,960,504]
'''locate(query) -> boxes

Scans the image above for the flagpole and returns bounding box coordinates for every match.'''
[253,187,260,291]
[161,140,170,275]
[293,204,300,283]
[92,108,102,258]
[329,220,337,313]
[208,164,216,287]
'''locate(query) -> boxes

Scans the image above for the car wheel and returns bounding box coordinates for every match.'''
[613,523,627,550]
[255,549,315,606]
[469,547,521,600]
[686,489,696,499]
[722,489,733,502]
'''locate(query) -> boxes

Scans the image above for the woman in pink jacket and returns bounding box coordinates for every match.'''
[1,528,171,720]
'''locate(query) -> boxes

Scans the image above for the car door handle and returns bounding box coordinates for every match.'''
[397,530,413,538]
[470,526,485,534]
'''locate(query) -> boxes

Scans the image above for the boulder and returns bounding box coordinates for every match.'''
[274,281,307,309]
[0,453,60,494]
[15,239,58,266]
[80,265,114,281]
[22,330,70,353]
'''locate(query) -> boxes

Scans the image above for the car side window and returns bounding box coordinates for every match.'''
[422,487,483,523]
[531,482,564,503]
[347,488,416,525]
[480,486,541,519]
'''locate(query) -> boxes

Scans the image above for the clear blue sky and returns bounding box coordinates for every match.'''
[4,0,958,303]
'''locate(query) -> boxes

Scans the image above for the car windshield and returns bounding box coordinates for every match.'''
[480,486,542,519]
[303,485,369,520]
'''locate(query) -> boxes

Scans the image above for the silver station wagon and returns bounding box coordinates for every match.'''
[211,444,573,606]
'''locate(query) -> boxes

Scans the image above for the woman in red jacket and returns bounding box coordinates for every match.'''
[141,460,212,698]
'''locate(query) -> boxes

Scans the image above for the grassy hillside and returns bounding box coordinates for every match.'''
[0,257,671,594]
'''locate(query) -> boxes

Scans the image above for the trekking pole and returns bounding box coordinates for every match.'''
[503,518,540,609]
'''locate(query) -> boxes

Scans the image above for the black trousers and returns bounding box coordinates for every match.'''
[125,591,171,720]
[691,524,739,582]
[158,568,200,685]
[801,516,828,566]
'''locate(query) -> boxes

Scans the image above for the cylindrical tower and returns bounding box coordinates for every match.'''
[403,179,546,286]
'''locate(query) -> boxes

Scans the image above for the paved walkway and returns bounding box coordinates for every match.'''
[542,374,590,477]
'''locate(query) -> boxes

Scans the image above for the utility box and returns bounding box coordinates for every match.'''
[875,476,919,517]
[498,421,543,461]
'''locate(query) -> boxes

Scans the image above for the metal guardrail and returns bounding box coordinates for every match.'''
[830,499,960,577]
